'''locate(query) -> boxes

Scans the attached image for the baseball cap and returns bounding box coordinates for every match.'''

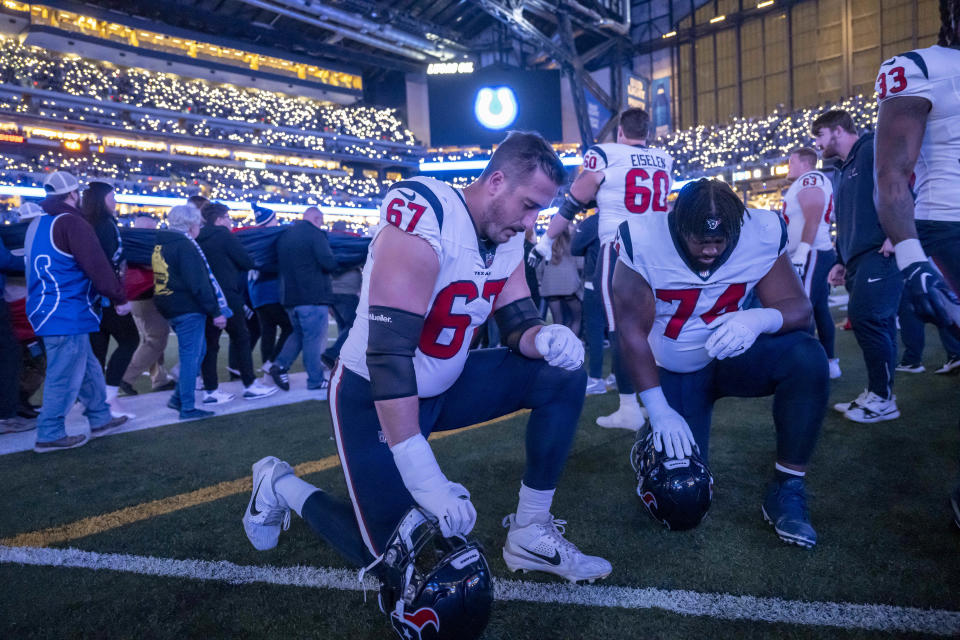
[16,202,43,220]
[43,171,80,195]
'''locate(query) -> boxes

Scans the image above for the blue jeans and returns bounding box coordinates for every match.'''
[169,313,207,411]
[36,333,112,443]
[276,304,329,388]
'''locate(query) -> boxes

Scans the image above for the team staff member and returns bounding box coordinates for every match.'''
[815,110,902,424]
[872,0,960,528]
[613,179,828,548]
[241,132,611,595]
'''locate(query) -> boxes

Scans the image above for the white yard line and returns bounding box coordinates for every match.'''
[2,545,957,635]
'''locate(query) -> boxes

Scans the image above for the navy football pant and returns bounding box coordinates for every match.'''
[304,348,587,563]
[658,331,828,467]
[802,248,836,360]
[898,294,960,365]
[582,285,605,379]
[845,251,903,399]
[600,243,634,394]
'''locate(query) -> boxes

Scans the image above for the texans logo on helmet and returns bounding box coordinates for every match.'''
[641,491,658,510]
[391,607,440,640]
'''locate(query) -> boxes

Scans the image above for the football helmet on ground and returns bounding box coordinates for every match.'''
[370,507,493,640]
[630,426,713,531]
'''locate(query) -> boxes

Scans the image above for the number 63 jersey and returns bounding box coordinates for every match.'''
[615,209,786,373]
[582,143,674,244]
[339,176,523,398]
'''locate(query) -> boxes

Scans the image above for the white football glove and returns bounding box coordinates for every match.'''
[705,308,783,360]
[639,386,696,459]
[527,234,555,268]
[390,434,476,538]
[534,324,584,370]
[791,242,811,279]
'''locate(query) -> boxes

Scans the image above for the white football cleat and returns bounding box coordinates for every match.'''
[501,513,611,583]
[843,392,899,424]
[596,404,646,431]
[833,389,869,413]
[242,456,294,551]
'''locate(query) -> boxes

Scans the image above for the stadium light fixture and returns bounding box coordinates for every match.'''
[756,1,774,8]
[709,15,726,23]
[662,31,677,39]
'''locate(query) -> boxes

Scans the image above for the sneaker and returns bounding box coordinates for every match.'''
[269,364,290,391]
[896,361,926,374]
[179,408,215,420]
[34,433,88,453]
[109,402,137,420]
[118,381,138,396]
[167,397,181,411]
[242,456,294,551]
[0,416,36,434]
[833,389,869,413]
[951,484,960,530]
[307,378,329,401]
[585,377,607,395]
[934,356,960,375]
[203,390,235,405]
[596,404,646,431]
[90,415,128,438]
[17,403,39,419]
[761,477,817,548]
[152,380,177,392]
[260,360,273,375]
[828,358,841,379]
[843,392,899,423]
[243,380,279,401]
[501,513,611,583]
[604,373,616,389]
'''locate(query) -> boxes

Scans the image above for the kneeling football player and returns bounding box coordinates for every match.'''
[241,132,610,637]
[613,178,829,547]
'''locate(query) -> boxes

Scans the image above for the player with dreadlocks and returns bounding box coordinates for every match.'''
[874,0,960,530]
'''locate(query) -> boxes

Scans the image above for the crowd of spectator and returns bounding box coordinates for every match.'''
[0,37,418,149]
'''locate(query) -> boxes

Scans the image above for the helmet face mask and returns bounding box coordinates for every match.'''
[631,427,713,531]
[377,507,493,640]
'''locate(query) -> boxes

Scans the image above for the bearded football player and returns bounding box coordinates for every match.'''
[613,179,829,548]
[240,132,610,639]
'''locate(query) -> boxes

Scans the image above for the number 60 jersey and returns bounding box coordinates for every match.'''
[340,176,524,397]
[615,209,786,373]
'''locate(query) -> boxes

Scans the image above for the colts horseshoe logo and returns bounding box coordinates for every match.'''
[474,86,518,130]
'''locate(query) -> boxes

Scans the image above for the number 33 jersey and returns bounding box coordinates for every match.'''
[340,176,523,398]
[615,209,786,373]
[582,143,674,244]
[876,45,960,222]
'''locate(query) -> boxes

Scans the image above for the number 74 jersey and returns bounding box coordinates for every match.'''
[582,142,674,244]
[615,209,786,373]
[339,176,523,397]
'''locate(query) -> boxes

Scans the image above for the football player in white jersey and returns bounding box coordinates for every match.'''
[239,133,611,635]
[873,0,960,529]
[530,107,675,431]
[781,147,840,378]
[613,179,829,548]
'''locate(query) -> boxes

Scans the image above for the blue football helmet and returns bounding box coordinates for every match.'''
[376,507,493,640]
[630,426,713,531]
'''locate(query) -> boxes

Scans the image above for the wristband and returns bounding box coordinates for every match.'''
[894,238,927,271]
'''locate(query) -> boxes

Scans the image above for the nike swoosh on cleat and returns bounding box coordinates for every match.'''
[249,477,265,516]
[518,545,562,566]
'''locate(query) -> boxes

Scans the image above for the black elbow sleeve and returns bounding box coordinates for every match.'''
[494,297,544,352]
[366,305,424,401]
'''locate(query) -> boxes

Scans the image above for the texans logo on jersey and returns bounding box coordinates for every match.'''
[391,607,440,640]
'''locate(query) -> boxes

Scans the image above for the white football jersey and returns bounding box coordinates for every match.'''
[616,209,786,373]
[339,176,523,398]
[876,45,960,222]
[582,142,674,244]
[781,170,834,253]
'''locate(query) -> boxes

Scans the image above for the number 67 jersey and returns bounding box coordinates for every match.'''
[339,176,523,397]
[615,209,786,373]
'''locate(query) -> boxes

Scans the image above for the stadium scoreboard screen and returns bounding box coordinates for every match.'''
[428,68,562,146]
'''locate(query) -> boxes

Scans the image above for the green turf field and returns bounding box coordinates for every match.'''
[1,323,958,639]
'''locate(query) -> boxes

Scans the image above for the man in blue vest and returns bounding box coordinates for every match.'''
[25,171,131,453]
